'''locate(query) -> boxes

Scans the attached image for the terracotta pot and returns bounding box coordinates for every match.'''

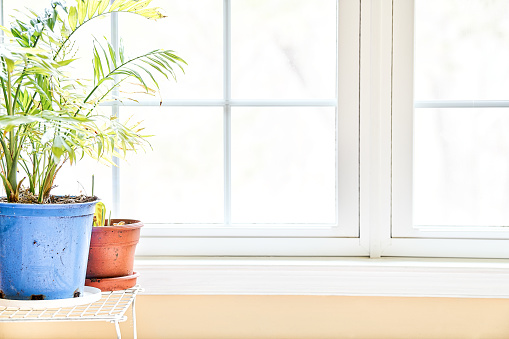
[86,219,143,279]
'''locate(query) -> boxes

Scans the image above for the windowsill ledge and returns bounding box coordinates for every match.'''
[134,257,509,298]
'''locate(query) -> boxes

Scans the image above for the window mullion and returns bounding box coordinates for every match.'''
[224,0,232,225]
[0,0,4,27]
[111,4,120,217]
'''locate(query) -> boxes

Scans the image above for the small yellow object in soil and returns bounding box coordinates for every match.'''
[93,202,106,226]
[113,221,126,226]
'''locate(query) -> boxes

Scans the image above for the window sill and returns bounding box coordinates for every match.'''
[134,257,509,298]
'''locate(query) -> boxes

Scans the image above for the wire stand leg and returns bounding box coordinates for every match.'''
[132,297,138,339]
[113,320,122,339]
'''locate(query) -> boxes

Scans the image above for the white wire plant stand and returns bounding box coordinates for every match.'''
[0,285,142,339]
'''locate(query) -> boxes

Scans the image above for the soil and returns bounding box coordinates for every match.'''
[0,188,98,204]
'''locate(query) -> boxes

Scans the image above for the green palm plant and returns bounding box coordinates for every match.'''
[0,0,185,203]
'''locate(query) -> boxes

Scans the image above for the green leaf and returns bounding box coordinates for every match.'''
[0,115,42,130]
[54,58,76,67]
[4,57,15,73]
[119,40,125,63]
[93,46,103,84]
[97,40,112,73]
[137,63,160,89]
[145,57,169,79]
[97,138,102,156]
[107,41,117,68]
[61,136,73,154]
[40,110,91,123]
[27,80,50,101]
[51,135,66,160]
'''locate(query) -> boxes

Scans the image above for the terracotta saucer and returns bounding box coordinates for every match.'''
[85,272,140,292]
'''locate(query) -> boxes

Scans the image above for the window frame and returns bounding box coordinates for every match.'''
[389,0,509,258]
[6,0,509,259]
[0,0,363,256]
[133,0,363,255]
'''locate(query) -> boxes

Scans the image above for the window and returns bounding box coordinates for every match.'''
[123,0,363,256]
[391,0,509,257]
[1,0,363,256]
[5,0,508,259]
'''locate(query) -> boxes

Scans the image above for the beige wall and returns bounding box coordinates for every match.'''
[2,295,509,339]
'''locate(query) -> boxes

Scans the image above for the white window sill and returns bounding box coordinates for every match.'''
[134,257,509,298]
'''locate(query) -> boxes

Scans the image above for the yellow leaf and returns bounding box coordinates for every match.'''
[93,202,106,226]
[0,25,13,38]
[97,0,109,14]
[77,0,87,25]
[118,0,137,11]
[134,8,165,20]
[68,6,78,31]
[131,0,152,11]
[4,57,14,73]
[109,0,125,12]
[88,0,101,19]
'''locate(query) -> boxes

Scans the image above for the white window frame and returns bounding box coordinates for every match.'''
[0,0,364,256]
[6,0,509,260]
[389,0,509,258]
[111,0,364,256]
[121,0,509,295]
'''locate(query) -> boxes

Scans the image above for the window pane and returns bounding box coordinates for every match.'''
[231,107,336,224]
[3,0,46,20]
[53,158,112,208]
[119,107,223,224]
[231,0,337,100]
[415,0,509,101]
[414,108,509,226]
[118,0,222,100]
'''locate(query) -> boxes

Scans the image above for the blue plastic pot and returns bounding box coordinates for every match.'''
[0,200,97,300]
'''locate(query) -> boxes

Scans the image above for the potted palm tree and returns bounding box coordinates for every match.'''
[0,0,185,301]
